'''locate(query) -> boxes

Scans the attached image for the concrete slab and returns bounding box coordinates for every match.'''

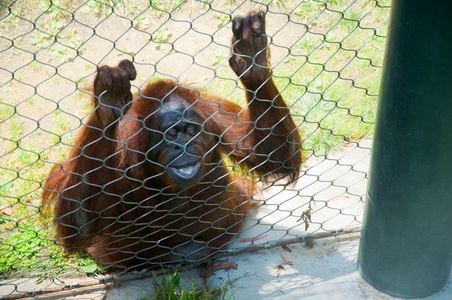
[14,233,450,299]
[208,234,451,300]
[229,140,372,251]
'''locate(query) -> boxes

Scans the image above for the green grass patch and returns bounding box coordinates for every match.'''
[145,267,236,300]
[0,223,100,278]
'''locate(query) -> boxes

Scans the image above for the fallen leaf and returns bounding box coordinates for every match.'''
[213,261,237,272]
[0,205,13,216]
[281,251,293,266]
[239,235,267,242]
[276,264,285,278]
[204,261,238,277]
[187,76,209,86]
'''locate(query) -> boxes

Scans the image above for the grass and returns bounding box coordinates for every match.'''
[147,267,236,300]
[0,223,99,278]
[0,0,390,289]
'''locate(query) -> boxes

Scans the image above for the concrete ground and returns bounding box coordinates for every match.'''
[2,140,451,299]
[4,234,451,299]
[100,234,451,300]
[206,235,452,300]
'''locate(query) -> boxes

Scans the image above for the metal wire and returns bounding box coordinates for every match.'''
[0,0,390,298]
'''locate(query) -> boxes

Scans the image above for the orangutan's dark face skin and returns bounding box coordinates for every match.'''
[147,94,207,187]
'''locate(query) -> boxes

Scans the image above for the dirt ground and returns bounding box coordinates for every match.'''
[0,1,298,142]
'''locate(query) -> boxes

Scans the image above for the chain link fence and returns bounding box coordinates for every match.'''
[0,0,390,298]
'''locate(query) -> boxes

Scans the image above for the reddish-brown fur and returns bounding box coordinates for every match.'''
[42,11,302,269]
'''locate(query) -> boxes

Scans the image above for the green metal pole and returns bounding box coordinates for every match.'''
[358,0,452,298]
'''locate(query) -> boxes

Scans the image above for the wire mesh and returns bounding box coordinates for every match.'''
[0,0,390,298]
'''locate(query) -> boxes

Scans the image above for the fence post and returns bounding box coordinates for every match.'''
[358,0,452,298]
